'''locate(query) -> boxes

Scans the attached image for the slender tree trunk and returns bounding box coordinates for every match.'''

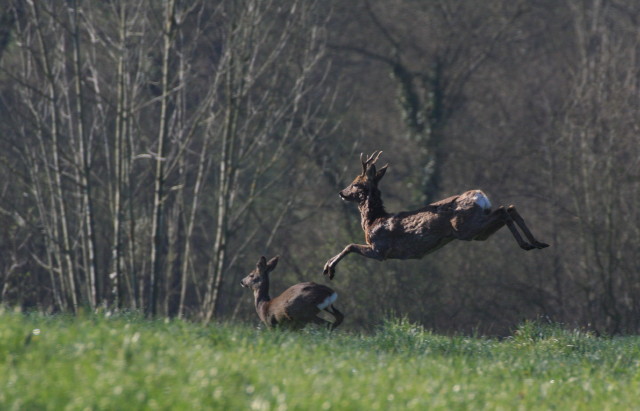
[125,114,139,310]
[26,147,66,311]
[111,1,128,309]
[149,0,176,316]
[69,0,99,308]
[203,51,240,322]
[178,130,212,317]
[31,1,78,312]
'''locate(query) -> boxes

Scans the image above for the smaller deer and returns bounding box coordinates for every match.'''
[323,151,549,279]
[241,256,344,330]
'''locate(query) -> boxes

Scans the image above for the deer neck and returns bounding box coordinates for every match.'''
[253,276,271,313]
[358,188,388,229]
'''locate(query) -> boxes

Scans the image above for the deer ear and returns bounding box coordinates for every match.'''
[266,256,279,271]
[375,164,388,183]
[257,256,267,270]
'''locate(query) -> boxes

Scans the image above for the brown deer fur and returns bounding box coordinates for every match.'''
[323,151,549,279]
[241,256,343,330]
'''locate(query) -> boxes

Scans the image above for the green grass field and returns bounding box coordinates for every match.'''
[1,310,639,410]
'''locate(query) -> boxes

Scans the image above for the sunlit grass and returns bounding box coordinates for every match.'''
[1,310,639,410]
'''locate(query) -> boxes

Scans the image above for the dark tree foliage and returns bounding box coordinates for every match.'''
[1,0,639,335]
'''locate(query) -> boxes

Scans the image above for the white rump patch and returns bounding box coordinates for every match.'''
[317,292,337,310]
[473,191,492,210]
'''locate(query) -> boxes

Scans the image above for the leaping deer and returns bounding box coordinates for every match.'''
[323,151,549,279]
[242,256,344,330]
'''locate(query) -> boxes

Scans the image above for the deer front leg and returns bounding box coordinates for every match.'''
[323,243,383,280]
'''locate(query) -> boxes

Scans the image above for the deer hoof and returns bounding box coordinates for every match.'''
[534,241,550,249]
[323,264,335,280]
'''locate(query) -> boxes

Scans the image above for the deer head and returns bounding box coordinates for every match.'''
[240,255,279,291]
[338,151,388,203]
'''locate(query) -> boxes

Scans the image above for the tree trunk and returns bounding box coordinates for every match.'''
[69,0,99,309]
[31,1,78,312]
[149,0,176,316]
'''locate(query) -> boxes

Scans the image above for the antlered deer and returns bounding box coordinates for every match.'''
[241,256,344,330]
[323,151,549,279]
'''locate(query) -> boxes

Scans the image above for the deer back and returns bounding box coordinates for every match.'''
[268,282,337,322]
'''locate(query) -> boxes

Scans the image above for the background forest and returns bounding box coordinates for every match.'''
[1,0,639,335]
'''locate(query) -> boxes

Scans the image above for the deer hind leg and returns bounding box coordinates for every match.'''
[472,206,539,250]
[309,316,333,329]
[506,206,549,249]
[325,305,344,330]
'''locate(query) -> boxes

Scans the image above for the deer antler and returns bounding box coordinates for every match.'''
[360,151,383,175]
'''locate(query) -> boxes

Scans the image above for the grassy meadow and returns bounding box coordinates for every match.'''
[1,310,639,410]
